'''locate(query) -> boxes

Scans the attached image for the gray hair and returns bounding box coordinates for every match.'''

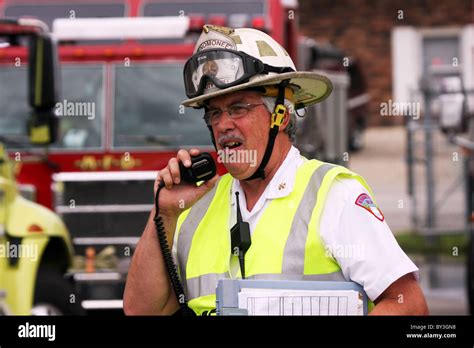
[261,96,297,142]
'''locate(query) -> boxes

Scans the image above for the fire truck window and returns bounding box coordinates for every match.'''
[142,0,265,18]
[5,4,126,33]
[0,68,29,147]
[113,64,212,148]
[53,65,104,150]
[141,1,265,44]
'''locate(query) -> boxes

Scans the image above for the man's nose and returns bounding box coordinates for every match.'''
[214,111,235,131]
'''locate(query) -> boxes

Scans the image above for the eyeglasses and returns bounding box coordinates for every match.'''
[203,102,264,126]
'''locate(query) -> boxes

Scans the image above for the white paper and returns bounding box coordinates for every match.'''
[238,288,363,316]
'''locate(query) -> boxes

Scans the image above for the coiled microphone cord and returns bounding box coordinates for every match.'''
[153,182,195,316]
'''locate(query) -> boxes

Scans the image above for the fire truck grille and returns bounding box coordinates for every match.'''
[59,180,152,205]
[61,211,148,238]
[53,174,156,243]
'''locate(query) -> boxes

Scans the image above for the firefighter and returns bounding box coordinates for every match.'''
[124,25,428,315]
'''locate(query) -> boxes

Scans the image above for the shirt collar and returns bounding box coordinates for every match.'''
[231,145,301,206]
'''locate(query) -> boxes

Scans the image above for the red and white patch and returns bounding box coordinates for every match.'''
[355,193,384,222]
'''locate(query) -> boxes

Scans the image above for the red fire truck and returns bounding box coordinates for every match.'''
[0,0,309,313]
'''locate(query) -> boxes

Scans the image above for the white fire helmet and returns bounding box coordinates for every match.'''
[182,25,332,108]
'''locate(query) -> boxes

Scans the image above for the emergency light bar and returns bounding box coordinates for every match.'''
[52,16,190,41]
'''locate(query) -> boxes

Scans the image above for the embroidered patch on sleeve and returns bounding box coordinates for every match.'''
[355,193,385,222]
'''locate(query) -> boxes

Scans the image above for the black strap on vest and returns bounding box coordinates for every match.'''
[244,80,289,181]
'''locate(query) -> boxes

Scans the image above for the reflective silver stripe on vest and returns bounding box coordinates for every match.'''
[186,271,346,299]
[186,272,228,299]
[281,163,337,275]
[177,182,219,295]
[248,272,346,281]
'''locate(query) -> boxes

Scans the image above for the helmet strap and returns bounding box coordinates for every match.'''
[207,125,217,150]
[244,80,289,181]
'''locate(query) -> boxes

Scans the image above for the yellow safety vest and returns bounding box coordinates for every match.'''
[175,158,375,315]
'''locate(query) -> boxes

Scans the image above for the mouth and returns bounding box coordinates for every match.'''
[221,140,243,150]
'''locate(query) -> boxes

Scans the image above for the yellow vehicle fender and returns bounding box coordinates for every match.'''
[0,236,49,314]
[7,194,73,244]
[1,194,74,315]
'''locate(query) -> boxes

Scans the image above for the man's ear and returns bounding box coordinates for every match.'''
[278,109,291,133]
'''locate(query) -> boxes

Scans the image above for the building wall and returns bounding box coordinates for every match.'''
[299,0,473,126]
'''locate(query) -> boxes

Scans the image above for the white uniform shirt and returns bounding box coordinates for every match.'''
[228,146,419,301]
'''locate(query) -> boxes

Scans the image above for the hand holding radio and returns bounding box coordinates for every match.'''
[154,148,218,219]
[152,149,217,315]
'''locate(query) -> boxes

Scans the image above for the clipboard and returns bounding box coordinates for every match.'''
[216,279,369,316]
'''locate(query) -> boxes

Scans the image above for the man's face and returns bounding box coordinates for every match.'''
[207,90,270,180]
